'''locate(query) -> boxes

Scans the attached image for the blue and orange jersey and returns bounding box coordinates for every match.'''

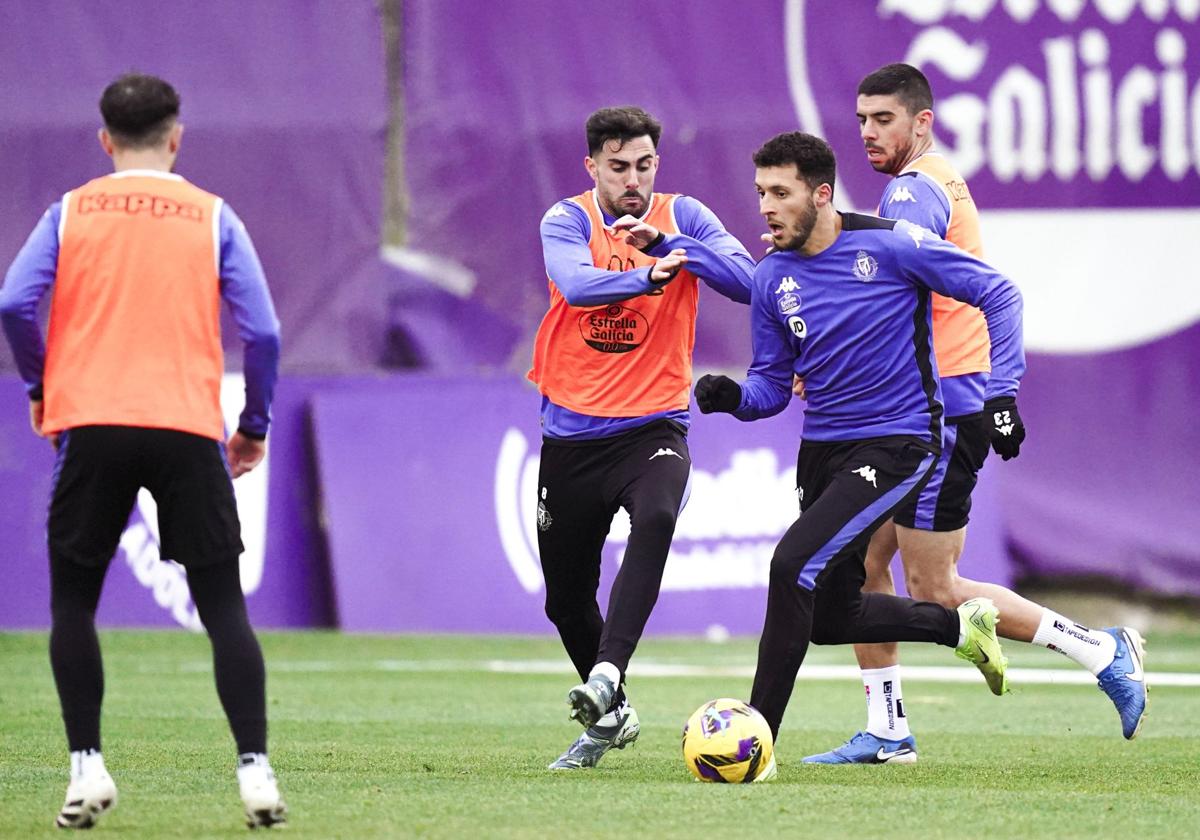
[0,169,280,440]
[529,189,752,439]
[879,153,990,416]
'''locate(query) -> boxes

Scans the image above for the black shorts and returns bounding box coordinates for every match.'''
[536,419,691,551]
[791,435,938,591]
[891,415,990,532]
[49,425,243,568]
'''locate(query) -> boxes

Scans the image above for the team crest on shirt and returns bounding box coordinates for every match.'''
[778,292,800,314]
[537,486,553,532]
[852,250,878,282]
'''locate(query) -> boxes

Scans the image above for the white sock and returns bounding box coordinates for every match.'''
[589,661,621,687]
[237,753,274,786]
[70,749,107,782]
[862,666,911,741]
[956,617,967,649]
[1031,610,1117,675]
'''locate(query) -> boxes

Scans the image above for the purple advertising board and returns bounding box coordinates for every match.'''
[0,373,1009,634]
[0,376,341,631]
[310,376,1010,634]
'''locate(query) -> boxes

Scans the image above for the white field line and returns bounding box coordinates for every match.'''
[169,658,1200,687]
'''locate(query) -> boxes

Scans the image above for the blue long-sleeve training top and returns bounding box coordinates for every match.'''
[735,213,1024,443]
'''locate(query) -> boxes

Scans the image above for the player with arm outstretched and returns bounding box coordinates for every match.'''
[694,131,1026,746]
[529,106,754,772]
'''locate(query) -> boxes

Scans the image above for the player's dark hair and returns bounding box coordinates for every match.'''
[857,63,934,115]
[99,73,181,149]
[752,132,836,197]
[585,106,662,157]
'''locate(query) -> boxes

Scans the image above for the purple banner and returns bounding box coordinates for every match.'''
[0,374,1011,633]
[0,376,337,630]
[1,1,1197,617]
[802,1,1200,209]
[0,1,389,373]
[311,376,1010,634]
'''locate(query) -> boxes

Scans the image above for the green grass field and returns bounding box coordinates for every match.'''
[2,630,1197,838]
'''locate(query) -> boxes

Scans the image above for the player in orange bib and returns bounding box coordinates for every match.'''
[802,64,1147,765]
[529,106,754,771]
[0,74,287,826]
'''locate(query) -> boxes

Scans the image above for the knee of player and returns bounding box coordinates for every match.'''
[543,594,578,625]
[809,623,840,646]
[906,571,959,607]
[628,501,680,535]
[768,549,809,588]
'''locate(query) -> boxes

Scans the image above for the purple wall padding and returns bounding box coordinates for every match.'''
[1001,325,1200,596]
[0,2,389,373]
[310,376,1012,634]
[0,376,341,630]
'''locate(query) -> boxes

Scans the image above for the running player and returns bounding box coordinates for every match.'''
[530,106,754,771]
[695,130,1026,744]
[802,64,1147,764]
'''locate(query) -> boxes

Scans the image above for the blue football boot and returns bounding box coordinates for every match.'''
[801,731,918,765]
[1097,627,1148,740]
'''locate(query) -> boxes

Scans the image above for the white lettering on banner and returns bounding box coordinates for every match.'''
[878,1,1199,27]
[784,0,1200,352]
[118,499,201,630]
[494,428,544,593]
[114,373,270,630]
[790,1,1200,186]
[875,17,1200,183]
[494,428,796,593]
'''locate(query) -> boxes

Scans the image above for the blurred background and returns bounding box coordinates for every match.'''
[1,0,1197,633]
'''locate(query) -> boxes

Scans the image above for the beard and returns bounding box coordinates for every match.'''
[868,140,911,175]
[778,195,818,251]
[601,189,648,219]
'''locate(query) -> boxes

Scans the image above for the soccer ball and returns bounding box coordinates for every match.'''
[681,698,776,783]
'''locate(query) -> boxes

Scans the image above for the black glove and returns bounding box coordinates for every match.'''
[983,396,1025,460]
[694,374,742,414]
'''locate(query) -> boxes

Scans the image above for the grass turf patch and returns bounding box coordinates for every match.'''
[1,630,1197,838]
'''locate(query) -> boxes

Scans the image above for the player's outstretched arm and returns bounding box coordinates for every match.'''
[542,202,669,306]
[623,197,754,303]
[695,269,793,422]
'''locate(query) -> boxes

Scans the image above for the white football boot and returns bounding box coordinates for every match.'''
[238,761,288,829]
[55,771,117,829]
